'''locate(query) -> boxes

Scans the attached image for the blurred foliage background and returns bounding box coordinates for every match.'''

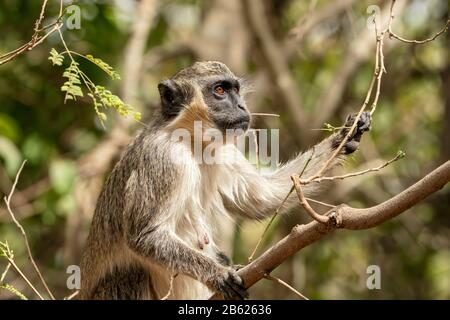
[0,0,449,300]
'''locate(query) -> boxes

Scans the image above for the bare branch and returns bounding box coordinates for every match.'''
[304,197,336,209]
[210,161,450,299]
[3,160,55,299]
[0,0,65,66]
[264,274,309,300]
[387,0,449,44]
[32,0,49,44]
[292,175,329,224]
[305,151,405,184]
[64,290,79,300]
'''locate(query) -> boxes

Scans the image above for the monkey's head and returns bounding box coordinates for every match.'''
[158,61,251,134]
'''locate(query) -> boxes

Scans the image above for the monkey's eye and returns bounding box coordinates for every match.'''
[233,87,239,94]
[214,85,225,95]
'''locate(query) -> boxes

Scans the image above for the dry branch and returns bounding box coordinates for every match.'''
[2,160,55,300]
[0,0,64,66]
[264,274,309,300]
[210,161,450,299]
[387,0,449,44]
[305,151,404,184]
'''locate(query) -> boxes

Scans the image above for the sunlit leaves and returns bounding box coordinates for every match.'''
[48,48,64,66]
[92,85,141,122]
[0,241,28,300]
[61,61,83,102]
[48,49,141,124]
[0,284,28,300]
[85,54,121,80]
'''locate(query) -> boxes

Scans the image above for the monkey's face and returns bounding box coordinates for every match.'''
[201,76,251,134]
[158,61,251,135]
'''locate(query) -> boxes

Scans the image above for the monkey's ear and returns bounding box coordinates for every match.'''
[158,80,183,118]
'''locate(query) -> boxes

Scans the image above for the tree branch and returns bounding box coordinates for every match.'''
[0,0,64,66]
[210,160,450,299]
[2,160,55,299]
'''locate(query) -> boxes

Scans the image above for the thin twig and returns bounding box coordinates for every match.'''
[291,175,329,224]
[0,263,11,284]
[32,0,49,45]
[64,290,80,300]
[303,21,381,183]
[250,113,280,117]
[0,241,44,300]
[264,273,309,300]
[161,273,178,300]
[305,197,336,209]
[387,0,449,44]
[304,151,404,184]
[0,0,65,66]
[3,160,55,299]
[388,20,449,44]
[254,131,260,171]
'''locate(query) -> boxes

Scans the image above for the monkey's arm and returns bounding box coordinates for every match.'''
[126,227,247,299]
[221,112,371,219]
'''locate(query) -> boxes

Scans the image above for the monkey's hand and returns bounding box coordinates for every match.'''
[335,111,372,154]
[208,267,249,300]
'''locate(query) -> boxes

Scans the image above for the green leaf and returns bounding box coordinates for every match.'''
[85,54,121,80]
[0,284,28,300]
[48,48,64,66]
[397,150,406,158]
[61,61,83,101]
[133,112,142,121]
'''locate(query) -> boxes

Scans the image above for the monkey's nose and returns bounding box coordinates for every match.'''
[237,104,246,111]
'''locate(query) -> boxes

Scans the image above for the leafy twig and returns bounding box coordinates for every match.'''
[0,241,42,300]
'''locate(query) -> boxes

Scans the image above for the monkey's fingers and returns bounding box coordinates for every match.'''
[356,111,372,133]
[344,111,372,134]
[215,277,246,300]
[226,270,249,299]
[222,281,249,300]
